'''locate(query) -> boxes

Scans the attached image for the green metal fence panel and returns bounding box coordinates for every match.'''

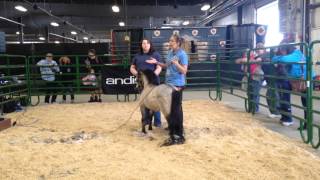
[0,54,28,112]
[309,41,320,148]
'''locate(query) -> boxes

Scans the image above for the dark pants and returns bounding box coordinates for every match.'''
[301,91,307,129]
[44,81,57,103]
[62,82,74,101]
[249,80,262,113]
[277,80,292,122]
[168,90,184,138]
[266,81,280,115]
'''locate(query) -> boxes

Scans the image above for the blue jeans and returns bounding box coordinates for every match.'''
[277,80,292,122]
[249,80,262,113]
[153,111,161,126]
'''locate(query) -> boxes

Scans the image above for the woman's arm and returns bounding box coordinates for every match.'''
[146,57,167,68]
[154,64,162,76]
[130,64,138,76]
[171,59,188,75]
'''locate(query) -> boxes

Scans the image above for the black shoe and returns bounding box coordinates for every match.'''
[94,96,98,102]
[161,136,185,147]
[88,97,95,103]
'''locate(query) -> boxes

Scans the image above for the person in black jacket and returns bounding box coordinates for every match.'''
[85,49,102,102]
[59,56,75,103]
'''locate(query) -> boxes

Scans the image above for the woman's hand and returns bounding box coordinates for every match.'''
[171,59,179,65]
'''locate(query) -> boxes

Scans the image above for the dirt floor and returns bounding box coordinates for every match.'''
[1,100,320,180]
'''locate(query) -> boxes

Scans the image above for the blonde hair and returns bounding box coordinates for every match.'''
[171,34,188,51]
[59,56,71,64]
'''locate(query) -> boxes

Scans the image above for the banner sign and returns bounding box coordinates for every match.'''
[101,65,138,94]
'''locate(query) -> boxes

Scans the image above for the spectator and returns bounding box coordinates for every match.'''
[85,49,102,102]
[37,53,60,104]
[59,56,75,103]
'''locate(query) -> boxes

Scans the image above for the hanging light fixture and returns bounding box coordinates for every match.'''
[119,21,125,27]
[182,21,190,26]
[201,4,211,11]
[112,5,120,13]
[14,5,28,12]
[50,22,59,27]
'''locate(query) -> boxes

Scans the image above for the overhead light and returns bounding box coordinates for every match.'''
[83,37,88,40]
[50,22,59,27]
[160,26,173,29]
[91,40,96,43]
[119,21,125,27]
[71,31,77,35]
[182,21,190,26]
[16,31,20,35]
[201,4,211,11]
[15,5,27,12]
[112,5,120,13]
[54,41,60,44]
[39,37,45,41]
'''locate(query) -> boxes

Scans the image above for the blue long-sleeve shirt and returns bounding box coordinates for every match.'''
[272,49,315,79]
[37,59,60,81]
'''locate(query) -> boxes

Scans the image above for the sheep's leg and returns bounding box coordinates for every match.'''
[141,108,151,134]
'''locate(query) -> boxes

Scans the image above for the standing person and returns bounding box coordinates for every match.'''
[85,49,102,102]
[37,53,60,104]
[235,49,263,113]
[130,38,162,127]
[59,56,75,103]
[147,34,188,146]
[273,41,315,128]
[259,45,281,118]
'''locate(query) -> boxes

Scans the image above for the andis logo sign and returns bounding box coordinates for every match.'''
[105,76,137,85]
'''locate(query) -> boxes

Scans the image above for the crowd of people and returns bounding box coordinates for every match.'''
[237,37,318,129]
[36,49,103,104]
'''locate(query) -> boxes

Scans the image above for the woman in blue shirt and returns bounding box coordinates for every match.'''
[130,38,162,127]
[147,34,188,146]
[272,42,315,128]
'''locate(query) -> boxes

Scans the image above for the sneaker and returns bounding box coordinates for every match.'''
[154,123,162,128]
[268,114,281,118]
[281,121,293,126]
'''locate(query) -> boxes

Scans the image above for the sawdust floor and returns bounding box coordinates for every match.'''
[1,100,320,180]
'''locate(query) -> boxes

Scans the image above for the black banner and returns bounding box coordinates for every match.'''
[101,65,138,94]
